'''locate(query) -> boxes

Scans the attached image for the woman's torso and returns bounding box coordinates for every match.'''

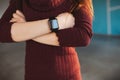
[21,0,81,80]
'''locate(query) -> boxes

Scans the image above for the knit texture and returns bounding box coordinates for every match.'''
[0,0,93,80]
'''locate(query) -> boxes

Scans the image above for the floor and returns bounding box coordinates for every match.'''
[76,35,120,80]
[0,35,120,80]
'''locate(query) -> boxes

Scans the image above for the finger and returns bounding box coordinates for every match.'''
[10,19,17,23]
[10,18,19,23]
[16,10,25,18]
[13,13,24,20]
[10,17,26,23]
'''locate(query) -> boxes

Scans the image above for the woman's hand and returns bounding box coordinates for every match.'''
[56,12,75,30]
[10,10,26,23]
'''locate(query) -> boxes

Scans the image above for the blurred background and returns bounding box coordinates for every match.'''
[0,0,120,80]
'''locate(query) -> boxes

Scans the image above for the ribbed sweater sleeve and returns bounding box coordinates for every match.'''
[56,7,93,47]
[0,0,17,43]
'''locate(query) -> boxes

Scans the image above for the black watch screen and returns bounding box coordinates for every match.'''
[49,17,59,32]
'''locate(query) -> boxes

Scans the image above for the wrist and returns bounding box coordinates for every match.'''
[56,17,63,30]
[38,19,51,33]
[48,17,59,32]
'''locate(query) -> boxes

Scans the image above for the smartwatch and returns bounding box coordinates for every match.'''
[48,17,59,32]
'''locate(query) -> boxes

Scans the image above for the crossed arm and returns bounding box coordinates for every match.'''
[10,10,75,46]
[0,1,92,47]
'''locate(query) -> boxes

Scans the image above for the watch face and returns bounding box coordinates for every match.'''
[51,19,59,29]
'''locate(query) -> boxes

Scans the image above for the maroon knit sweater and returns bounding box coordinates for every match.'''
[0,0,92,80]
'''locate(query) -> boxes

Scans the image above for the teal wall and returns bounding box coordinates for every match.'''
[93,0,120,35]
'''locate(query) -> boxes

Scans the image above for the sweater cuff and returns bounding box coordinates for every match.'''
[56,28,80,47]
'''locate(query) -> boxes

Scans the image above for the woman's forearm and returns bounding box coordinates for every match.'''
[10,11,75,42]
[11,19,51,42]
[32,32,60,46]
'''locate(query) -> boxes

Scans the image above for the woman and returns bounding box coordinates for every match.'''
[0,0,93,80]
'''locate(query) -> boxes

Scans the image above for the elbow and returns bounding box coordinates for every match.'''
[11,30,28,42]
[11,28,22,42]
[11,28,18,42]
[69,36,91,47]
[11,32,23,42]
[81,38,91,47]
[0,22,25,43]
[11,35,21,42]
[11,24,24,42]
[78,32,93,47]
[81,29,93,47]
[82,33,92,46]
